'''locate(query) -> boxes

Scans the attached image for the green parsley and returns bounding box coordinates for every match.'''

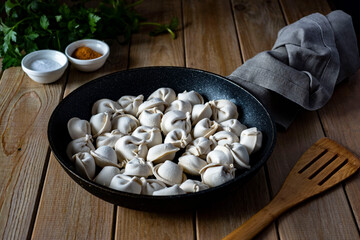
[0,0,178,70]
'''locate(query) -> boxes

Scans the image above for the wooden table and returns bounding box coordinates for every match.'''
[1,0,359,239]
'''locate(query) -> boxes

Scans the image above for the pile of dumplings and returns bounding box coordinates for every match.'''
[66,87,262,196]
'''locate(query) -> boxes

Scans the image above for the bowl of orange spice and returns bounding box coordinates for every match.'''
[65,39,110,72]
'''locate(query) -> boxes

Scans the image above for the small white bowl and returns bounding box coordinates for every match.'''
[65,39,110,72]
[21,50,68,84]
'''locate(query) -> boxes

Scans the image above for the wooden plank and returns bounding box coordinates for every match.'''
[0,67,66,240]
[184,0,280,239]
[31,42,129,239]
[265,0,360,239]
[114,1,194,240]
[319,70,360,228]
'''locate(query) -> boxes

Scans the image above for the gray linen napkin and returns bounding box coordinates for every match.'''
[228,10,360,130]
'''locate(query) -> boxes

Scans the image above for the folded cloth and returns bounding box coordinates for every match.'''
[228,10,360,130]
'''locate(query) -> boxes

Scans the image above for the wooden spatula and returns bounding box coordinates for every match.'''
[223,137,360,240]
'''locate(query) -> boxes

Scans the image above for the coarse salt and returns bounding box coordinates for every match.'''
[30,59,61,71]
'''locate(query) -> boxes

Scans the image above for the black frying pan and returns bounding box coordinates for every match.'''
[48,66,276,211]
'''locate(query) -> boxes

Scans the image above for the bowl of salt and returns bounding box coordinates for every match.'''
[21,49,68,84]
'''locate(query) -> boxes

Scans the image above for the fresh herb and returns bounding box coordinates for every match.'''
[0,0,179,70]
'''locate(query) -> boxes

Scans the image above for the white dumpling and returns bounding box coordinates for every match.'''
[140,177,167,195]
[90,112,112,138]
[90,145,119,168]
[121,157,153,178]
[191,103,212,126]
[185,137,214,159]
[94,166,121,187]
[72,152,96,180]
[109,174,142,194]
[146,143,180,164]
[111,114,139,135]
[114,136,148,166]
[177,90,204,106]
[92,98,123,117]
[67,117,91,140]
[153,160,186,186]
[225,143,250,169]
[138,107,163,128]
[131,126,162,148]
[180,179,209,193]
[218,119,247,136]
[137,98,167,116]
[96,129,124,148]
[240,127,263,154]
[152,184,186,196]
[192,118,219,139]
[200,163,235,187]
[209,99,238,123]
[206,145,234,169]
[164,129,192,148]
[165,99,192,114]
[148,87,176,105]
[118,95,144,116]
[66,134,95,159]
[161,110,192,135]
[209,130,239,146]
[178,154,207,175]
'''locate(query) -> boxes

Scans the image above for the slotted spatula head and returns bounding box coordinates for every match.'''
[278,137,360,205]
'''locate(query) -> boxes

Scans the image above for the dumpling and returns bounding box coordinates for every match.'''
[137,98,167,116]
[209,130,239,146]
[90,112,111,138]
[161,110,192,135]
[131,126,162,148]
[206,145,234,169]
[177,90,204,106]
[140,177,167,195]
[66,134,95,159]
[146,143,180,164]
[111,114,139,135]
[200,163,235,187]
[138,107,163,128]
[225,143,250,169]
[178,154,207,175]
[152,184,186,196]
[164,129,192,148]
[109,174,142,194]
[72,152,96,180]
[94,166,121,187]
[114,136,148,166]
[165,99,192,114]
[92,98,123,117]
[148,87,177,105]
[96,129,124,148]
[180,179,209,193]
[118,95,144,116]
[121,157,153,178]
[218,119,247,136]
[192,118,219,138]
[153,160,187,186]
[185,137,214,159]
[209,99,238,123]
[191,103,212,125]
[90,145,119,168]
[240,127,263,154]
[67,117,91,140]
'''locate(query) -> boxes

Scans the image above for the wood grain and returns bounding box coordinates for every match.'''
[319,70,360,228]
[31,42,129,239]
[114,1,194,239]
[0,67,66,240]
[184,0,278,239]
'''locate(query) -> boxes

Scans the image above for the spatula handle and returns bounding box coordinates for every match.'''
[223,196,287,240]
